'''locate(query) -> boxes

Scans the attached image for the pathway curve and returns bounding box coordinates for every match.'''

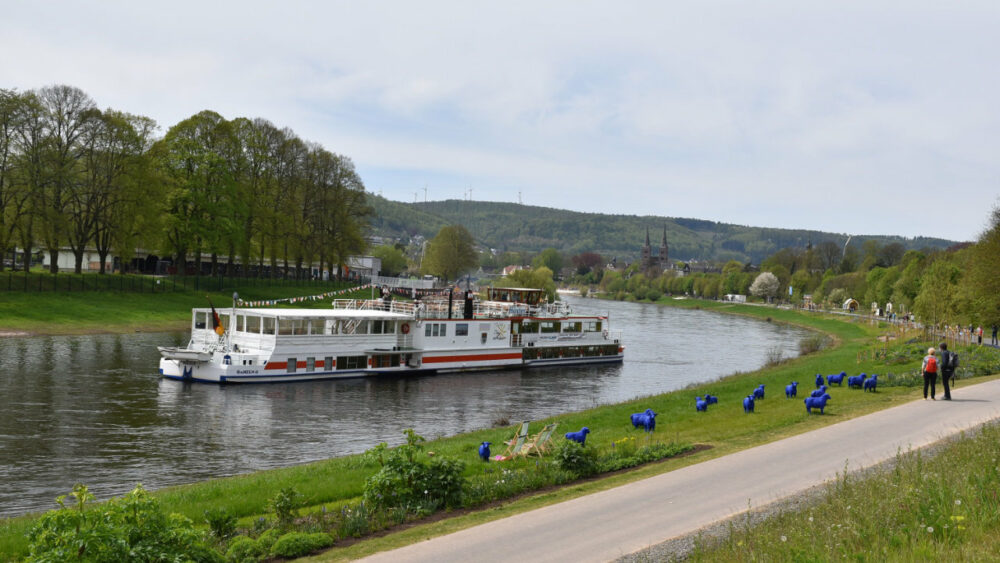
[361,379,1000,562]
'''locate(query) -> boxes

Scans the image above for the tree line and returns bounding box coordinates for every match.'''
[0,85,372,277]
[588,205,1000,328]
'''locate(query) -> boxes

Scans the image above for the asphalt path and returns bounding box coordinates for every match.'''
[361,378,1000,563]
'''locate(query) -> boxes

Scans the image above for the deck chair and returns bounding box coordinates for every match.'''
[520,423,558,457]
[501,421,531,458]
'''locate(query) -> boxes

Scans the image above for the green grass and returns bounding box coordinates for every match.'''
[0,277,366,334]
[687,422,1000,561]
[2,297,997,561]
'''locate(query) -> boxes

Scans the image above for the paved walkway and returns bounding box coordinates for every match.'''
[361,378,1000,563]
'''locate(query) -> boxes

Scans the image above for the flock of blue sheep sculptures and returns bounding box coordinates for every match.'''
[480,370,879,458]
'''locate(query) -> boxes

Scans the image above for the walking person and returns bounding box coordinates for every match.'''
[977,326,983,346]
[922,347,939,400]
[993,324,998,346]
[939,342,955,400]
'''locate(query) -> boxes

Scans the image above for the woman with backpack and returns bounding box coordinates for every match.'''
[922,347,939,400]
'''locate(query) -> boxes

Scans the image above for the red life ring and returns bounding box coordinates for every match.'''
[401,323,410,334]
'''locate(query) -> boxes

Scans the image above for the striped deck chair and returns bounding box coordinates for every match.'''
[500,421,531,458]
[519,423,559,457]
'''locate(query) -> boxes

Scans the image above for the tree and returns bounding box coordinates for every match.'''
[815,241,842,272]
[497,266,557,302]
[372,244,408,277]
[962,204,1000,324]
[421,225,477,282]
[532,247,564,275]
[571,252,603,275]
[750,272,780,302]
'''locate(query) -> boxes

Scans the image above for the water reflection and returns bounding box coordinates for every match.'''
[0,297,811,517]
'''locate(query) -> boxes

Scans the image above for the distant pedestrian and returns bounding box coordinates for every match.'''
[922,347,938,400]
[939,342,955,401]
[977,326,983,345]
[993,324,998,346]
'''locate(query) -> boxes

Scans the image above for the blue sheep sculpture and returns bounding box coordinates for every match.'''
[827,372,847,386]
[753,384,766,400]
[704,394,718,405]
[815,373,824,388]
[810,385,828,398]
[847,373,868,389]
[630,409,656,432]
[478,441,491,461]
[695,396,708,412]
[743,395,755,413]
[785,381,798,398]
[863,374,878,392]
[805,393,832,414]
[565,427,591,445]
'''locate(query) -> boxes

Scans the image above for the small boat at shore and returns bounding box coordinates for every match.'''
[158,288,624,383]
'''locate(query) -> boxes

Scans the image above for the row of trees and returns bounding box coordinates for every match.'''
[0,85,371,276]
[594,206,1000,328]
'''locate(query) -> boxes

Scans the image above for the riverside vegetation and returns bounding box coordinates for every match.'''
[2,298,999,561]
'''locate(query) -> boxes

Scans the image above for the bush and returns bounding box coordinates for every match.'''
[363,429,466,511]
[799,334,828,355]
[553,440,600,477]
[269,532,334,558]
[269,487,302,526]
[27,484,222,563]
[205,507,238,539]
[255,528,282,552]
[225,535,265,563]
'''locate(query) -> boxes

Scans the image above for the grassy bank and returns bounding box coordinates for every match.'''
[0,277,365,335]
[2,298,998,561]
[687,421,1000,561]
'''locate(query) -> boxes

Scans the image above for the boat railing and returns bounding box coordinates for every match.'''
[331,299,416,316]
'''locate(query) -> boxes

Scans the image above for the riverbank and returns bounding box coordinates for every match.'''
[0,280,364,335]
[5,299,995,561]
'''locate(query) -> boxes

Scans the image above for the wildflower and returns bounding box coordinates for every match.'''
[424,490,428,495]
[780,535,787,542]
[927,526,934,533]
[958,526,966,530]
[955,499,962,505]
[808,516,814,522]
[951,515,965,522]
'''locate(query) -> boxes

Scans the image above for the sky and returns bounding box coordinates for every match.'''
[3,1,998,242]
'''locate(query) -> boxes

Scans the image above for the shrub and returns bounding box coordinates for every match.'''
[205,507,238,539]
[255,528,282,552]
[798,334,828,355]
[553,440,600,477]
[269,487,302,526]
[27,483,222,563]
[362,429,466,511]
[269,532,334,558]
[225,535,265,563]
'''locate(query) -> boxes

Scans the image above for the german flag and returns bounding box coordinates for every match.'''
[208,299,225,336]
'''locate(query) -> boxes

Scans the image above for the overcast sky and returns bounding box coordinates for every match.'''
[4,1,998,242]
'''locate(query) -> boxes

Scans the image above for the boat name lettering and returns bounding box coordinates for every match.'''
[236,369,260,375]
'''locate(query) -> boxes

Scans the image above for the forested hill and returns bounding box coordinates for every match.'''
[367,196,955,264]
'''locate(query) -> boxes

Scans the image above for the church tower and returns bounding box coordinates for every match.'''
[659,225,669,270]
[641,227,652,267]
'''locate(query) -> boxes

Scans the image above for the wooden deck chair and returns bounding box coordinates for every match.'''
[501,421,531,458]
[520,423,558,457]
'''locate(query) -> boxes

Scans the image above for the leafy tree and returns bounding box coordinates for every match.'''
[532,247,564,274]
[913,256,962,326]
[571,251,603,275]
[497,266,557,302]
[421,225,477,282]
[750,272,780,302]
[962,204,1000,325]
[372,244,408,277]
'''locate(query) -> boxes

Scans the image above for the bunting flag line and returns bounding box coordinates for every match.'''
[234,284,374,307]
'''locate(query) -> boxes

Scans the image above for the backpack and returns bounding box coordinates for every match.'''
[951,353,959,368]
[926,356,938,373]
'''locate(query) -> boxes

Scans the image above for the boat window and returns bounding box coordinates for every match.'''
[262,317,275,335]
[432,324,441,337]
[219,314,230,331]
[372,320,387,334]
[194,312,207,329]
[246,315,260,334]
[371,354,401,368]
[324,356,333,370]
[287,357,297,373]
[306,357,315,372]
[585,321,602,332]
[563,322,582,333]
[236,315,245,332]
[540,321,560,333]
[278,318,294,335]
[307,318,325,335]
[425,323,432,337]
[456,323,469,336]
[521,321,538,333]
[336,355,366,370]
[439,324,447,337]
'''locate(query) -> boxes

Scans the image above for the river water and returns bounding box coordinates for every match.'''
[0,297,810,517]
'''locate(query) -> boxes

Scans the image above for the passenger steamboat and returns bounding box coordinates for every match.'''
[158,288,624,383]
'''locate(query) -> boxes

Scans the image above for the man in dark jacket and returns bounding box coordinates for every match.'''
[939,342,956,400]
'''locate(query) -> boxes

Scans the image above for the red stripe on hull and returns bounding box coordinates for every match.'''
[421,352,522,364]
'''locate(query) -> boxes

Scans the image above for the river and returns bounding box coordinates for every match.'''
[0,297,811,517]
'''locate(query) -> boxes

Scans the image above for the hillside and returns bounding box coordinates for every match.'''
[366,196,955,264]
